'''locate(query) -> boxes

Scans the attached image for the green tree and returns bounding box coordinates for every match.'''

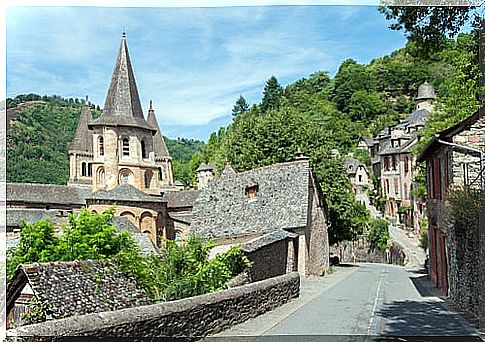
[366,218,390,251]
[349,91,386,122]
[232,95,249,117]
[260,76,283,113]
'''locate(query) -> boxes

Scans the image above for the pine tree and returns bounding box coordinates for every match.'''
[261,76,283,113]
[231,95,249,117]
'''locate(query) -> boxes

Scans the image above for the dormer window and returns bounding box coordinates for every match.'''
[245,185,259,199]
[122,138,130,156]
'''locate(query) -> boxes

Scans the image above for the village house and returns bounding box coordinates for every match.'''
[370,82,435,231]
[416,109,483,317]
[191,151,330,277]
[344,157,370,196]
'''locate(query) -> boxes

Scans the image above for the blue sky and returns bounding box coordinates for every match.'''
[7,5,407,141]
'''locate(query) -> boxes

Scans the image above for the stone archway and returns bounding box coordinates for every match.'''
[140,211,155,243]
[119,168,134,185]
[96,166,105,187]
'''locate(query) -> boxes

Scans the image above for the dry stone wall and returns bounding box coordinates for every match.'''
[8,272,300,339]
[330,239,405,266]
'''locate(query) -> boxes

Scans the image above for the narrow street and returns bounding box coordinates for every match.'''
[214,264,481,339]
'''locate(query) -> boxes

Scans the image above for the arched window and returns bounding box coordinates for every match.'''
[88,163,93,177]
[97,166,105,186]
[119,169,133,185]
[98,136,104,156]
[122,138,130,156]
[158,167,163,181]
[81,162,87,176]
[141,140,147,159]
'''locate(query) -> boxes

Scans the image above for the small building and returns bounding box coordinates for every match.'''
[7,260,150,327]
[196,163,215,189]
[163,190,201,240]
[417,108,483,316]
[356,137,374,153]
[344,158,370,195]
[191,155,330,277]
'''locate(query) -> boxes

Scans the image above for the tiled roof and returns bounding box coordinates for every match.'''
[89,35,154,132]
[6,208,58,228]
[68,99,93,154]
[191,160,311,239]
[196,163,216,172]
[112,216,159,256]
[146,102,170,159]
[162,190,200,209]
[7,260,150,321]
[168,212,193,224]
[88,184,165,203]
[7,183,91,206]
[241,230,298,253]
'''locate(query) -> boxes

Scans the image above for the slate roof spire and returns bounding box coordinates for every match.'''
[68,96,93,153]
[146,100,171,158]
[89,33,155,132]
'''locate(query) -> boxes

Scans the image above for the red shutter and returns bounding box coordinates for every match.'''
[433,158,441,200]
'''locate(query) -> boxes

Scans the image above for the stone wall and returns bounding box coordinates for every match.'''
[241,231,298,282]
[8,272,300,339]
[330,239,405,266]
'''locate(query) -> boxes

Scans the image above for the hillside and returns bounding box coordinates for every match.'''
[6,95,204,185]
[191,32,479,244]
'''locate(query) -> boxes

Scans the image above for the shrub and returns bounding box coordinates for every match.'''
[366,218,390,251]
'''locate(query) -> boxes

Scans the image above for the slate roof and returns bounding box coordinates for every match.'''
[221,165,237,178]
[7,183,91,206]
[112,216,159,256]
[162,190,201,209]
[68,98,93,154]
[344,158,361,176]
[241,230,298,253]
[168,212,193,225]
[7,260,150,321]
[89,34,154,132]
[7,209,58,228]
[196,163,215,172]
[191,160,311,239]
[88,184,165,203]
[146,101,170,159]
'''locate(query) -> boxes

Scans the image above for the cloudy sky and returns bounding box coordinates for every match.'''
[7,5,407,141]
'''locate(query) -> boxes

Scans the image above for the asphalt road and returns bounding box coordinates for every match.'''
[214,264,480,340]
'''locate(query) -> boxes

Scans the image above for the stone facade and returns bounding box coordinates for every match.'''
[241,230,299,282]
[8,272,300,339]
[191,158,330,277]
[344,158,370,195]
[330,239,405,266]
[417,109,483,317]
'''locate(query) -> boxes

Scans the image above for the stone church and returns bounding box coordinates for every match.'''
[7,34,331,276]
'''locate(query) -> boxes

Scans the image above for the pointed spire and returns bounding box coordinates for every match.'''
[69,98,93,153]
[90,34,154,132]
[146,101,171,159]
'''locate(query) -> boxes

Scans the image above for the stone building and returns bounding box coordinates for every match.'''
[7,260,150,327]
[191,154,330,277]
[417,109,483,317]
[68,33,174,194]
[344,157,370,195]
[195,163,215,189]
[371,82,435,229]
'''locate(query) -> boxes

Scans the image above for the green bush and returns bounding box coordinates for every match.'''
[366,218,390,251]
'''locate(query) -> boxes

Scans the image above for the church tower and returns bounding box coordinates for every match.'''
[71,33,174,193]
[68,96,94,188]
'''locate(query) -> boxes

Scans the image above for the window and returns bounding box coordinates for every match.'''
[122,138,130,156]
[394,178,399,195]
[158,167,164,181]
[392,155,397,171]
[98,136,104,156]
[141,140,147,159]
[404,156,409,173]
[81,162,87,176]
[384,157,390,171]
[144,170,153,188]
[245,185,259,199]
[385,179,390,195]
[119,169,133,185]
[88,163,92,177]
[358,175,363,183]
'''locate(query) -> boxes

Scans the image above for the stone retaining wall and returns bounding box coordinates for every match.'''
[330,239,405,266]
[8,272,300,339]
